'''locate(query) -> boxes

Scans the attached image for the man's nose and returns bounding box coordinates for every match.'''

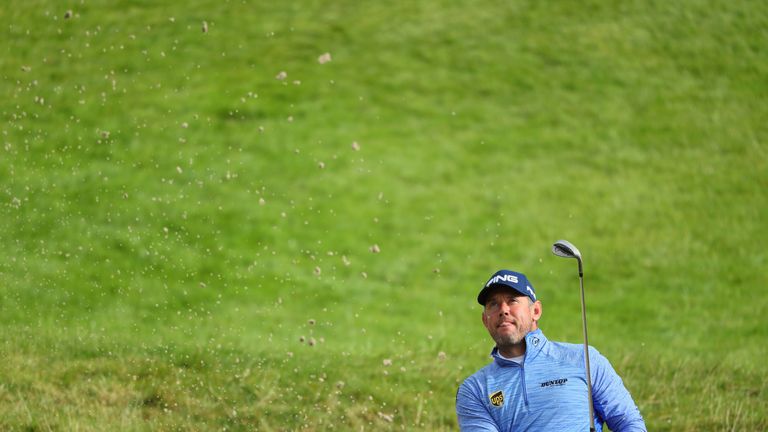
[498,302,511,315]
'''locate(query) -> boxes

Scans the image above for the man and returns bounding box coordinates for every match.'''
[456,269,646,431]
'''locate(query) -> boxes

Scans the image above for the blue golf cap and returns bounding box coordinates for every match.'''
[477,270,537,305]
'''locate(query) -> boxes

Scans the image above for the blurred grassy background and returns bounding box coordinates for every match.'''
[1,0,766,430]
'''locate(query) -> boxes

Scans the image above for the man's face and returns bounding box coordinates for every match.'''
[482,288,542,353]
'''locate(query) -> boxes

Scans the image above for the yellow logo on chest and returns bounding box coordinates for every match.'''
[489,390,504,407]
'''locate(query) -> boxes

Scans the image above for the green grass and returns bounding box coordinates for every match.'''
[1,0,767,430]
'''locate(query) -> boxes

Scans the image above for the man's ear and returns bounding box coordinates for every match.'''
[531,300,542,321]
[481,308,489,327]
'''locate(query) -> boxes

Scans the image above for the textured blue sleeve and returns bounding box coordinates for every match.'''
[589,348,647,432]
[456,378,501,431]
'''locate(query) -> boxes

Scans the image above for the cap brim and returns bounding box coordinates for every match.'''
[477,283,529,305]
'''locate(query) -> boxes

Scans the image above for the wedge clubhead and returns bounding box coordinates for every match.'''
[553,239,583,276]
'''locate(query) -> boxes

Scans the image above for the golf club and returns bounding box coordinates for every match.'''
[552,240,596,432]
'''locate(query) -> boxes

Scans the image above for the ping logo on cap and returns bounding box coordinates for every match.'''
[489,390,504,407]
[485,274,518,287]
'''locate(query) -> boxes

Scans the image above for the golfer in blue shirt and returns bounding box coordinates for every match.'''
[456,270,647,431]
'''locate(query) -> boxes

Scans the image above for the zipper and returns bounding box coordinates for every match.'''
[520,362,529,406]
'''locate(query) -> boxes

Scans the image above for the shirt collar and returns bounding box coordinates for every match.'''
[490,329,546,367]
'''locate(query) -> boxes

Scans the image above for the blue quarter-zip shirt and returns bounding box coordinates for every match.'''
[456,329,646,431]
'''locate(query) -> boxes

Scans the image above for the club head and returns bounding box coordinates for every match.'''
[552,239,583,276]
[552,240,582,260]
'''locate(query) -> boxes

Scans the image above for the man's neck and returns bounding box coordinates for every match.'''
[498,340,526,358]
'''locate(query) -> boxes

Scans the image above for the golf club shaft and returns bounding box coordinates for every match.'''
[579,272,596,432]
